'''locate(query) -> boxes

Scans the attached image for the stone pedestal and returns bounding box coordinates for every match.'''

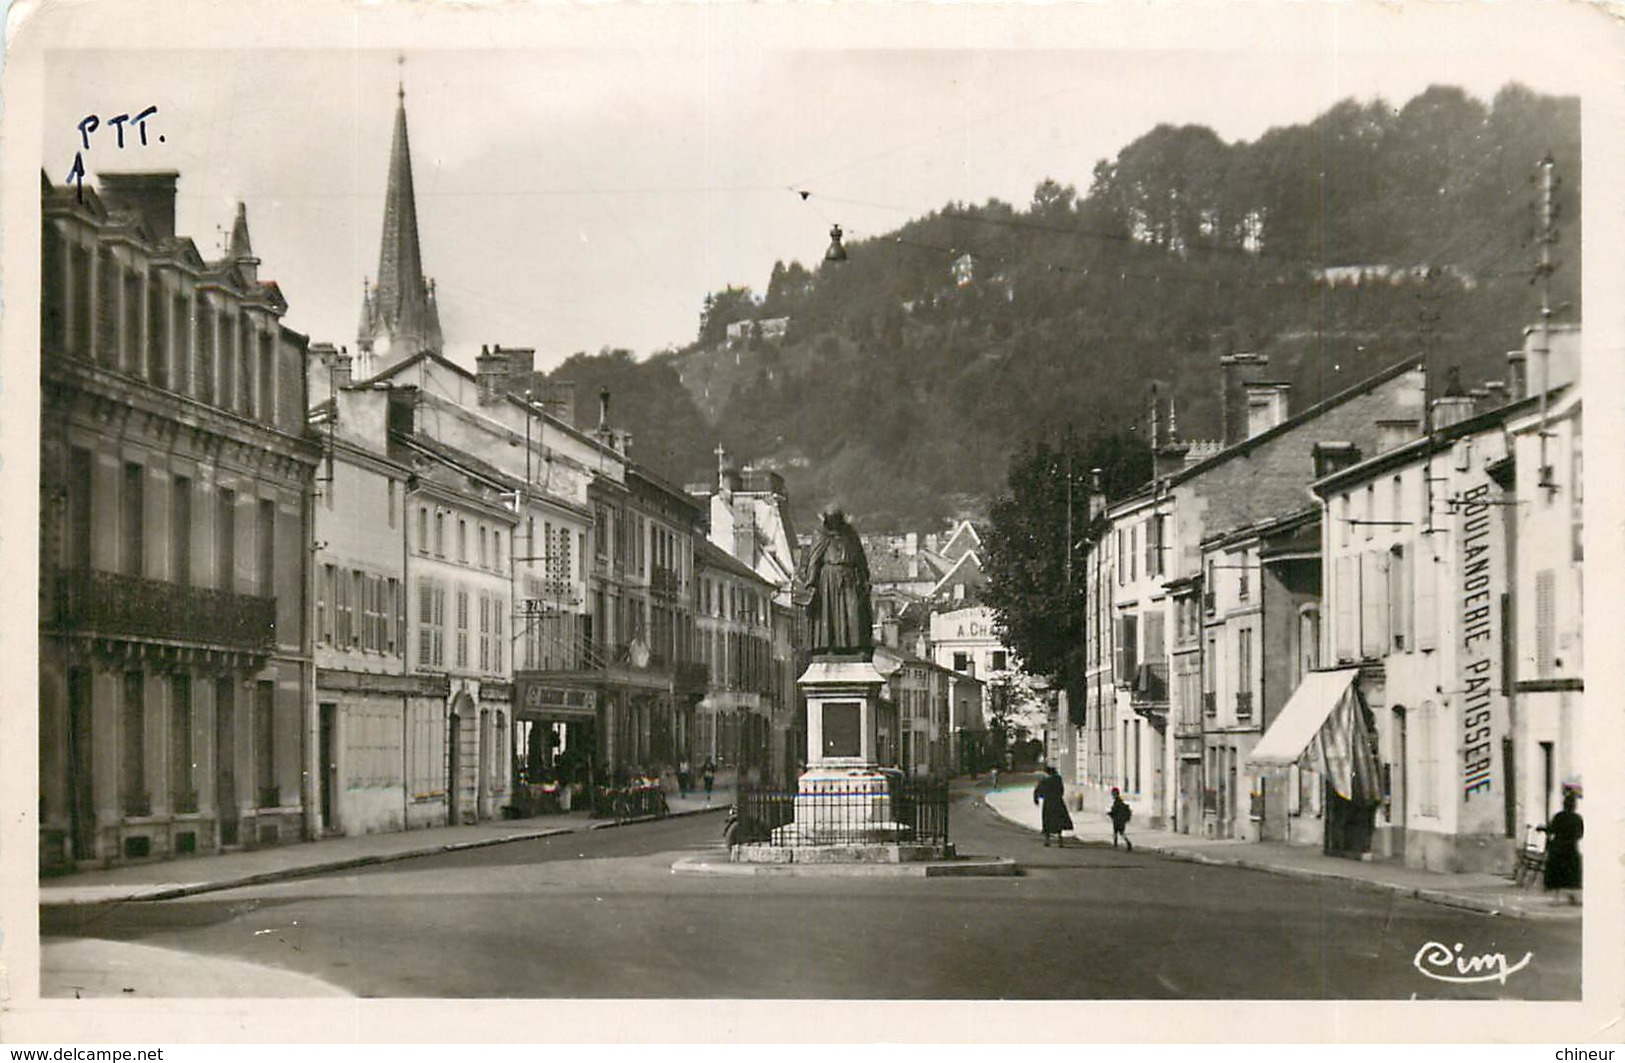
[766,656,910,848]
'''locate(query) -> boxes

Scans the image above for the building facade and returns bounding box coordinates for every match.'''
[39,171,319,869]
[694,538,778,784]
[1284,327,1582,872]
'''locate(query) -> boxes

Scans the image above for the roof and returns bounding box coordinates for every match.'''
[940,521,983,561]
[1311,387,1557,497]
[865,543,948,584]
[1204,506,1320,551]
[1168,355,1425,488]
[390,429,522,493]
[930,549,985,597]
[358,349,624,460]
[694,537,775,588]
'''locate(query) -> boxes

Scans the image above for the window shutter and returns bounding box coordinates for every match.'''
[1535,569,1556,676]
[1360,551,1388,659]
[1335,556,1356,662]
[1415,538,1437,651]
[418,579,433,664]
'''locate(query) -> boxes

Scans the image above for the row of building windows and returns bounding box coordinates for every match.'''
[415,505,510,572]
[317,567,404,655]
[415,578,507,675]
[88,667,281,817]
[1114,514,1168,586]
[698,576,770,625]
[64,448,277,594]
[44,228,294,429]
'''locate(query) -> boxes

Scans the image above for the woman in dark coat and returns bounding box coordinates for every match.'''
[1542,791,1583,903]
[1033,766,1073,847]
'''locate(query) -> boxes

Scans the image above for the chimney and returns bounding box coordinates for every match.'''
[905,532,918,555]
[1482,379,1510,408]
[925,533,940,555]
[1244,382,1292,439]
[1429,395,1478,430]
[475,344,508,406]
[98,171,180,242]
[595,388,616,449]
[503,346,536,379]
[1312,442,1361,480]
[1219,350,1270,446]
[1087,467,1107,522]
[1506,349,1527,401]
[541,380,576,428]
[333,346,353,389]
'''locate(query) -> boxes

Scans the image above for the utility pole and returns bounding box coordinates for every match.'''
[1535,154,1558,489]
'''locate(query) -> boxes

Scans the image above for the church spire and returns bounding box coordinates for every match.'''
[228,201,259,284]
[358,69,443,366]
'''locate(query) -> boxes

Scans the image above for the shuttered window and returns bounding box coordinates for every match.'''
[1415,537,1438,651]
[1360,551,1388,659]
[1535,569,1556,676]
[1334,555,1356,663]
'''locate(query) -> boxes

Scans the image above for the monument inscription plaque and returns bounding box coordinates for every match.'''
[821,701,861,758]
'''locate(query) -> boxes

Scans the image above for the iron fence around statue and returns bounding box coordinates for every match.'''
[734,775,950,847]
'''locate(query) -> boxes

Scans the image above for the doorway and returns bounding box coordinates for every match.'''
[476,708,491,821]
[1390,707,1408,859]
[68,668,95,861]
[215,677,239,847]
[319,702,337,833]
[448,710,461,826]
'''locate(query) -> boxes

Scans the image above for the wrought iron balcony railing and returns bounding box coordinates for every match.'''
[650,565,681,599]
[1131,661,1169,704]
[53,568,276,651]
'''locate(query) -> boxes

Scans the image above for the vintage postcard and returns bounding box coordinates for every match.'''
[1,0,1621,1045]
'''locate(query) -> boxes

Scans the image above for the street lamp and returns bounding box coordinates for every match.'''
[824,224,848,263]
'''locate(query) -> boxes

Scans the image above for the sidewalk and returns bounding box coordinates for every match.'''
[979,779,1580,922]
[41,938,353,998]
[39,786,734,907]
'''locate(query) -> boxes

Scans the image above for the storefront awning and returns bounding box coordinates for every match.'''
[1247,668,1360,767]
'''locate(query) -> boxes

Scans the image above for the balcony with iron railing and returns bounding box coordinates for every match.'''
[1130,661,1169,705]
[650,565,681,600]
[51,568,276,651]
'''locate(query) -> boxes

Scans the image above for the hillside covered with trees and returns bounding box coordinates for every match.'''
[538,84,1580,531]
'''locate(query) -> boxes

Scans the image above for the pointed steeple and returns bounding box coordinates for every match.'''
[358,76,443,365]
[229,201,259,284]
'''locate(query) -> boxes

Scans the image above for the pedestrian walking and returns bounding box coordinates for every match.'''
[678,759,691,799]
[702,758,716,802]
[1109,787,1133,851]
[1540,789,1583,904]
[989,766,1000,791]
[1033,765,1073,847]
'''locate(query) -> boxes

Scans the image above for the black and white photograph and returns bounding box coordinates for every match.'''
[2,0,1622,1045]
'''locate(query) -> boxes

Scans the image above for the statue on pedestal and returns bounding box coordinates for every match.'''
[797,508,873,657]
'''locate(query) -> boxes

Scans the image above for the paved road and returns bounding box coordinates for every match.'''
[44,794,1578,999]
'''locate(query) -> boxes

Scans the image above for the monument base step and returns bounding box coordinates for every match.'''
[731,841,954,864]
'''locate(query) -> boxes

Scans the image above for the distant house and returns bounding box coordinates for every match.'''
[951,253,975,288]
[724,317,790,346]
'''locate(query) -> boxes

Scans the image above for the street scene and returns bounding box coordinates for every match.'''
[41,779,1579,1000]
[26,8,1599,1019]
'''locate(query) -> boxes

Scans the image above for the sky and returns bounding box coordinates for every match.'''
[41,9,1606,374]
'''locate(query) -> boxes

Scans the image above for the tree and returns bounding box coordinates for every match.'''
[981,430,1150,704]
[697,285,757,346]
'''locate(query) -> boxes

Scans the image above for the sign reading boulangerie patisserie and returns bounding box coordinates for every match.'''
[1455,481,1503,827]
